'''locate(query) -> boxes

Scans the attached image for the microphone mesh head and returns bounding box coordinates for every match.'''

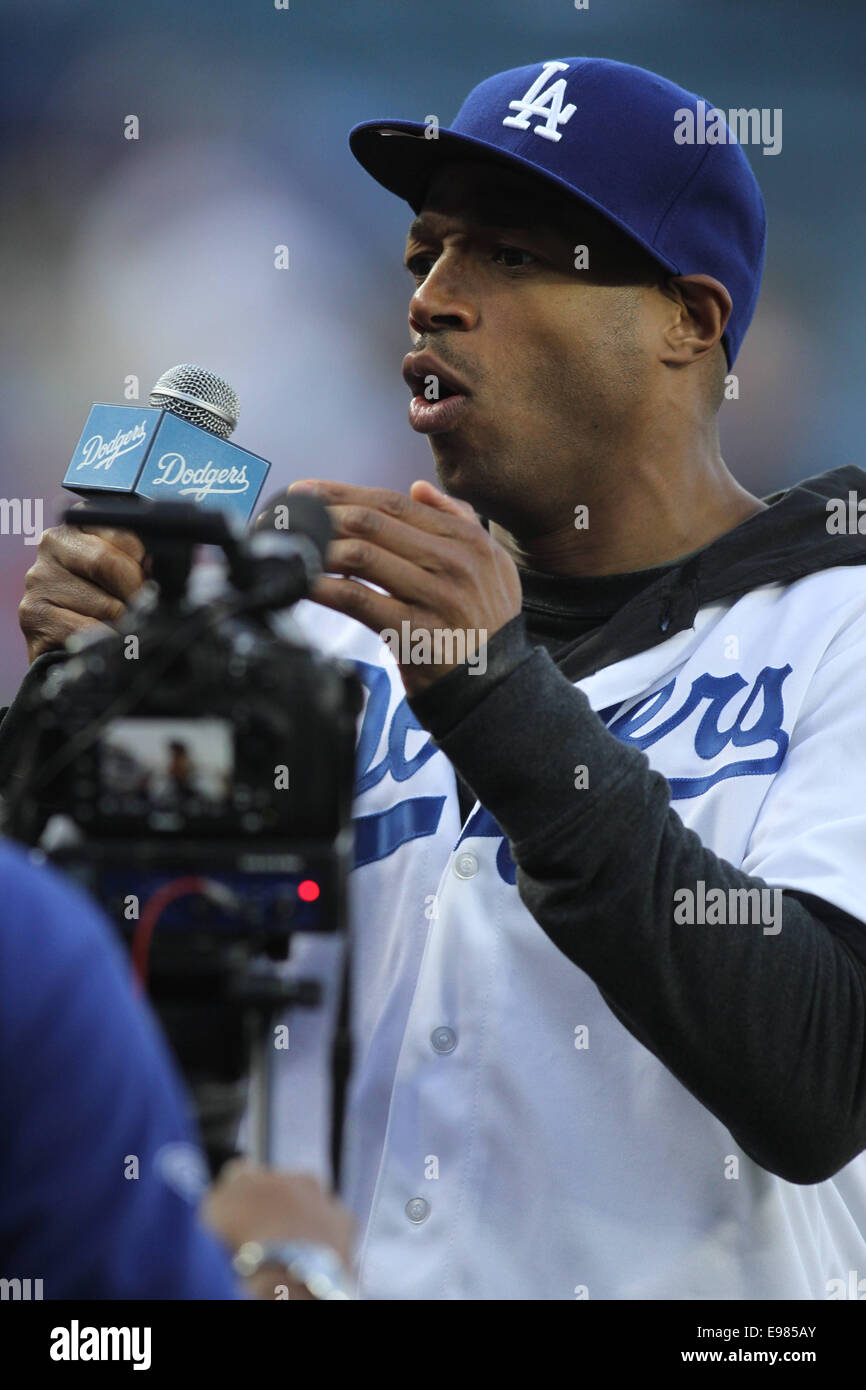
[149,364,240,439]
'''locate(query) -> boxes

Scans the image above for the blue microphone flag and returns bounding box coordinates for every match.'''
[64,403,270,527]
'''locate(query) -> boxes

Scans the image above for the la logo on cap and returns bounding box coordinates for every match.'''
[502,60,577,143]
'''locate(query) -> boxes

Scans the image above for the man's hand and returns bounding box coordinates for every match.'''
[18,520,146,663]
[286,478,522,697]
[202,1161,355,1301]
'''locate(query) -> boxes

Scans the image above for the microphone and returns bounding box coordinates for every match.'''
[62,364,271,527]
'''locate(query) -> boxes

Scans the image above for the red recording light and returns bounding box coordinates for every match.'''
[297,879,320,903]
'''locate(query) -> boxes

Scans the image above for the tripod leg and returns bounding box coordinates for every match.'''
[247,1022,273,1165]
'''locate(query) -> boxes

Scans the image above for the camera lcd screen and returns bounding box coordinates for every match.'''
[98,717,234,811]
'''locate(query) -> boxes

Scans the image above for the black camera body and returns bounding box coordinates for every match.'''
[22,567,358,933]
[3,498,363,1169]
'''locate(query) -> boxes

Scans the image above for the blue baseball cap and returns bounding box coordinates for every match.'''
[349,57,767,366]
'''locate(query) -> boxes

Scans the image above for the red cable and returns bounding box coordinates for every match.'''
[131,876,217,991]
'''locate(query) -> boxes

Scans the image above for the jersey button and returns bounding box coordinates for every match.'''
[431,1026,457,1054]
[454,851,479,879]
[405,1197,430,1224]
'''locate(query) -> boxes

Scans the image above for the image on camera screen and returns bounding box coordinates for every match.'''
[98,718,234,810]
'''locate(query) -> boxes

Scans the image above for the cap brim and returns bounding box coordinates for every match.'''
[348,119,680,278]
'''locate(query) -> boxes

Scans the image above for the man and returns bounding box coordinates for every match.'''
[9,57,866,1299]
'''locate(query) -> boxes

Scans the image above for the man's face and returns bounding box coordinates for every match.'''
[402,160,663,530]
[168,745,190,777]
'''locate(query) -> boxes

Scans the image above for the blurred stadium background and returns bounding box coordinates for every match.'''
[0,0,862,702]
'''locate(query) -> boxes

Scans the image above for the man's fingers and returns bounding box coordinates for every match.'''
[18,524,147,662]
[307,574,408,636]
[20,606,112,663]
[409,477,478,520]
[291,479,480,542]
[22,560,127,625]
[203,1166,355,1268]
[299,480,489,592]
[323,502,481,580]
[42,526,145,602]
[79,523,147,565]
[325,533,455,603]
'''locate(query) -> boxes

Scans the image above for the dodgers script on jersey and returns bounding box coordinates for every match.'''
[269,560,866,1301]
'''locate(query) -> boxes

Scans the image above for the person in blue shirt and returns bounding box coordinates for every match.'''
[0,841,352,1299]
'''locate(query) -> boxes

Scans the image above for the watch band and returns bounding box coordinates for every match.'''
[233,1239,355,1300]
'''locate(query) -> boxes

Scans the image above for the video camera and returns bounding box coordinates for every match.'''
[2,495,362,1173]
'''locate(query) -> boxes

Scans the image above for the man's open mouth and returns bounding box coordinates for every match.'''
[402,350,471,401]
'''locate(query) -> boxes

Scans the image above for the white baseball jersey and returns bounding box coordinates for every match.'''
[267,492,866,1300]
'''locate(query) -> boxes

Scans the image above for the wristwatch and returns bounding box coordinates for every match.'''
[233,1239,355,1300]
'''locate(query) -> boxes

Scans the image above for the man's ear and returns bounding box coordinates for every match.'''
[658,274,732,365]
